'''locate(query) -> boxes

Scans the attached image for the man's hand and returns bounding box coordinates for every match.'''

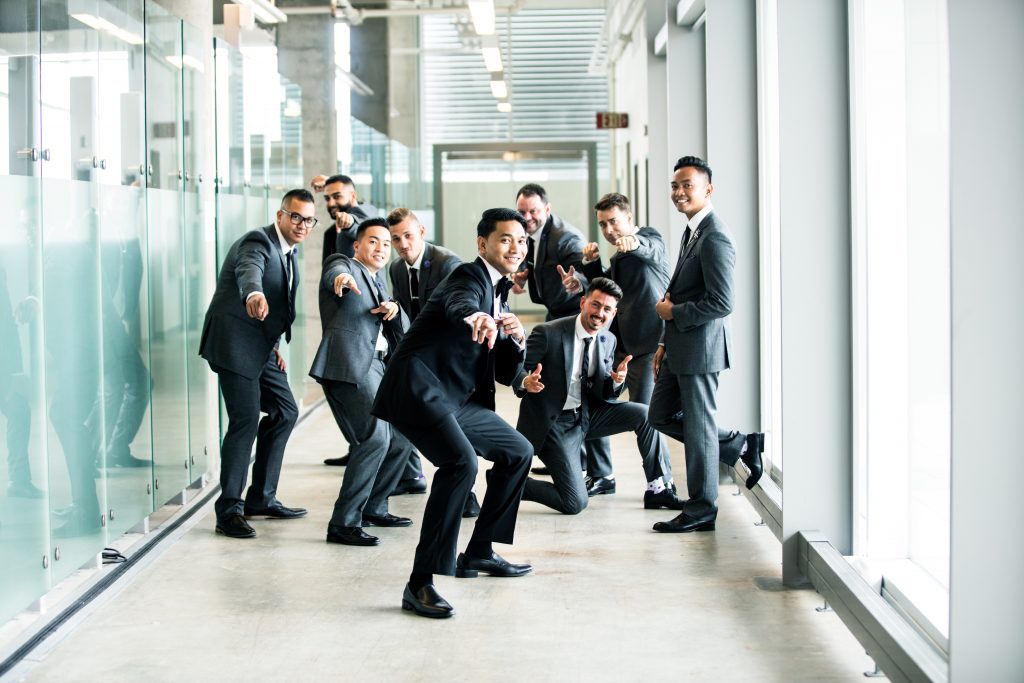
[469,314,499,348]
[335,211,355,231]
[523,364,545,393]
[557,264,582,294]
[246,293,269,321]
[511,268,529,288]
[655,293,674,321]
[370,300,399,321]
[582,242,600,262]
[611,354,633,384]
[653,346,665,379]
[615,234,639,253]
[333,272,362,297]
[273,347,287,371]
[310,174,328,192]
[497,312,525,343]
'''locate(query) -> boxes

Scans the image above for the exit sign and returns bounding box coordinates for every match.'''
[596,112,629,129]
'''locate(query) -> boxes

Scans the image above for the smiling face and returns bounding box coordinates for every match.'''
[579,289,618,334]
[389,216,426,265]
[324,181,357,219]
[477,220,527,275]
[596,205,636,243]
[275,197,316,246]
[670,165,713,219]
[353,225,391,274]
[515,193,550,235]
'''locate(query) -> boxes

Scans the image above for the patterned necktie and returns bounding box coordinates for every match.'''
[409,266,420,318]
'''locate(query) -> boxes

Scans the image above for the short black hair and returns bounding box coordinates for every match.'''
[355,216,389,240]
[516,183,549,205]
[594,192,631,213]
[324,174,354,188]
[477,208,527,238]
[585,276,623,302]
[673,155,712,183]
[281,188,315,208]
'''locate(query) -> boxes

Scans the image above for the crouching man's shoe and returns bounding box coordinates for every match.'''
[402,583,454,619]
[643,489,685,510]
[455,551,533,578]
[653,512,716,533]
[586,476,616,497]
[741,432,765,489]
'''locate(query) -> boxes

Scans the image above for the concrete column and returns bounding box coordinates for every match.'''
[776,0,852,584]
[948,0,1024,677]
[704,0,760,430]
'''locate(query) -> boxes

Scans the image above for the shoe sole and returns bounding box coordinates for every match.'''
[215,528,256,539]
[402,600,454,618]
[455,567,533,579]
[643,502,685,510]
[652,523,716,533]
[326,537,380,546]
[364,520,413,527]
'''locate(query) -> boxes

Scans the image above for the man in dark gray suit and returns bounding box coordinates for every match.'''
[384,208,458,498]
[514,278,681,514]
[199,189,314,539]
[312,218,414,546]
[511,183,589,320]
[573,193,672,499]
[649,156,764,534]
[310,173,380,263]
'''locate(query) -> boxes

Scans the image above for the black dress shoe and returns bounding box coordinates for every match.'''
[455,551,533,578]
[324,454,350,466]
[402,583,454,619]
[461,491,480,518]
[363,513,413,527]
[244,503,308,519]
[644,489,685,510]
[586,476,616,497]
[740,432,765,489]
[652,512,716,533]
[326,526,380,546]
[216,514,256,539]
[392,476,428,495]
[531,465,551,476]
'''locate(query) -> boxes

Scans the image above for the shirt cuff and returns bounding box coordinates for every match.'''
[245,291,262,302]
[463,311,492,327]
[581,255,598,266]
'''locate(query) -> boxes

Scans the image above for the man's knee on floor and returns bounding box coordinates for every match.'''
[561,493,588,516]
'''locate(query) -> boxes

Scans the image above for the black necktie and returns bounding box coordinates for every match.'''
[495,277,512,312]
[374,275,388,306]
[285,248,298,342]
[680,226,692,256]
[409,266,420,318]
[525,238,541,302]
[579,336,592,402]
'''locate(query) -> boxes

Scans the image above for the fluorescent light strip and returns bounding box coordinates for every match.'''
[468,0,496,36]
[497,101,511,113]
[482,46,502,72]
[490,79,507,99]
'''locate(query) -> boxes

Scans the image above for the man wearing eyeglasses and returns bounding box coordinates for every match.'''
[199,189,317,539]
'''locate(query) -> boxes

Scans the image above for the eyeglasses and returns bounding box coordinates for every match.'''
[280,210,318,229]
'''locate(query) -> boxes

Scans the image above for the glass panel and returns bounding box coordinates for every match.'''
[0,0,51,621]
[144,1,189,499]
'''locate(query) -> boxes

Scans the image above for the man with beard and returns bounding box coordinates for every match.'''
[310,174,380,263]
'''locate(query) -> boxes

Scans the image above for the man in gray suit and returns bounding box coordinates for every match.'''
[199,189,313,539]
[572,193,672,500]
[312,218,414,546]
[515,278,681,514]
[511,183,589,320]
[649,156,764,534]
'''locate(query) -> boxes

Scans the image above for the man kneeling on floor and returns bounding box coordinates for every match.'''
[514,277,683,514]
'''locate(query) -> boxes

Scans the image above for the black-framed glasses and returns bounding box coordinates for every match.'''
[281,210,318,229]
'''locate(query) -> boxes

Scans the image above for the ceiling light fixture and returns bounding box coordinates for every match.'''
[497,101,511,113]
[468,0,496,36]
[490,79,508,99]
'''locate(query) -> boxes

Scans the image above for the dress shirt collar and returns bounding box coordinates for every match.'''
[687,203,714,233]
[574,315,596,343]
[273,224,293,256]
[481,257,507,293]
[407,246,425,271]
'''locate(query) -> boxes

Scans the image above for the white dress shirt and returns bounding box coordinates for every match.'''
[563,316,598,411]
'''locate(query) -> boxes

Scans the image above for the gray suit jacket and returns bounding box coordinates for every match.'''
[513,316,622,451]
[388,242,461,321]
[523,214,590,318]
[581,226,669,356]
[661,211,735,375]
[309,255,407,385]
[199,225,295,379]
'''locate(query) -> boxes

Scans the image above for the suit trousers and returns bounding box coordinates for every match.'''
[322,359,411,528]
[648,367,744,518]
[526,399,671,514]
[393,402,532,576]
[585,349,660,478]
[213,351,298,520]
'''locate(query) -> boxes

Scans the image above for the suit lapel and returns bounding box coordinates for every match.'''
[266,225,288,276]
[561,319,574,398]
[668,213,712,286]
[419,243,433,299]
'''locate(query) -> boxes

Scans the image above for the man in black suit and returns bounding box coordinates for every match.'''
[385,208,477,513]
[570,193,672,500]
[515,278,680,514]
[650,156,764,534]
[311,219,414,546]
[311,174,380,263]
[511,183,589,320]
[199,189,314,539]
[373,208,535,619]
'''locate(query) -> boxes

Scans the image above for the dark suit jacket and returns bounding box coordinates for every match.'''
[581,226,670,356]
[309,255,407,385]
[372,257,525,429]
[523,214,589,318]
[388,242,461,322]
[662,211,734,375]
[512,316,622,451]
[325,202,380,261]
[199,225,295,379]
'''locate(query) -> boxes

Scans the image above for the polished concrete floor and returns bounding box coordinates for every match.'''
[19,391,871,682]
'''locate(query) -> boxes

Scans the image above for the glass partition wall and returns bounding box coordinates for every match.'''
[0,2,304,626]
